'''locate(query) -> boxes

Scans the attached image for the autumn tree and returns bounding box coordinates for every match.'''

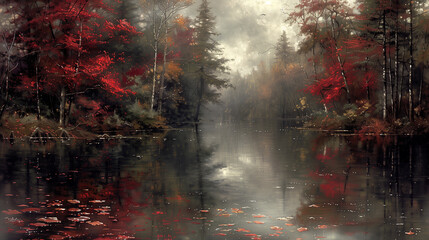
[11,0,138,127]
[140,0,192,113]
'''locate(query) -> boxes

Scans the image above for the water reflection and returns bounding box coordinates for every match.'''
[0,122,428,239]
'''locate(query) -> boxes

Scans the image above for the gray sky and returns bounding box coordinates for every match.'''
[184,0,300,75]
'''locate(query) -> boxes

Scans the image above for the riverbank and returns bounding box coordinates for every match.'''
[0,113,169,141]
[304,112,429,136]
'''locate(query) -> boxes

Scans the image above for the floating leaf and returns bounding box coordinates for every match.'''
[317,225,328,229]
[405,231,415,235]
[270,226,283,231]
[68,208,81,212]
[21,208,41,213]
[215,233,227,236]
[253,214,266,218]
[87,221,104,226]
[68,216,90,222]
[232,208,244,213]
[236,228,250,232]
[67,199,80,204]
[297,227,308,232]
[253,221,264,224]
[38,217,61,223]
[2,209,22,215]
[30,222,48,227]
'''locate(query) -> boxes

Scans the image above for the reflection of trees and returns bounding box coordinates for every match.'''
[295,135,429,238]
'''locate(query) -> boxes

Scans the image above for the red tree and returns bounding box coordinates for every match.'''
[16,0,139,127]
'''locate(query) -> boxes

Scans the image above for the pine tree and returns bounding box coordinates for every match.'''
[193,0,229,122]
[275,31,294,65]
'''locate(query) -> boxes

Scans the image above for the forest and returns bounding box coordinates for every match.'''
[0,0,429,137]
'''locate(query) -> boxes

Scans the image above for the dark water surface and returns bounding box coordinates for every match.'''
[0,122,428,240]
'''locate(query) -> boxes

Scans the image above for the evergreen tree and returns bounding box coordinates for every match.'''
[275,31,294,65]
[193,0,229,122]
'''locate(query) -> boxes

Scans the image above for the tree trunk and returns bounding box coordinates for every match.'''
[382,11,388,120]
[59,85,66,127]
[150,41,158,112]
[394,9,399,119]
[0,33,16,123]
[195,69,204,123]
[36,63,41,121]
[408,0,414,122]
[157,24,169,114]
[330,18,351,104]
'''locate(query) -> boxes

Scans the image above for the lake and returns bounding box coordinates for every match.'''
[0,121,428,240]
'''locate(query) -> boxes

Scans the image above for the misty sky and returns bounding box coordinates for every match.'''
[183,0,300,75]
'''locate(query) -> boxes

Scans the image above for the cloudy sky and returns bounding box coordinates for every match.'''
[183,0,301,75]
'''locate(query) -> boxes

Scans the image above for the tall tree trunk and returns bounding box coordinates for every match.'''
[158,23,169,114]
[59,85,66,127]
[418,68,424,116]
[394,8,399,119]
[408,0,414,122]
[195,69,204,123]
[36,58,41,121]
[330,18,351,104]
[150,41,158,112]
[66,21,83,126]
[312,45,327,113]
[0,33,16,123]
[382,11,388,120]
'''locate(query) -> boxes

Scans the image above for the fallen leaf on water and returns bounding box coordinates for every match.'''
[89,200,105,204]
[30,222,48,227]
[405,231,415,235]
[236,228,250,232]
[270,226,283,231]
[253,214,266,218]
[309,204,320,208]
[253,221,264,224]
[68,216,90,222]
[200,210,209,213]
[68,208,81,212]
[232,208,244,213]
[285,223,294,226]
[317,225,328,229]
[215,233,227,236]
[219,213,231,217]
[117,235,135,239]
[38,217,61,223]
[297,227,308,232]
[21,208,41,213]
[2,209,22,215]
[67,199,80,204]
[269,233,280,237]
[219,224,235,227]
[87,221,104,226]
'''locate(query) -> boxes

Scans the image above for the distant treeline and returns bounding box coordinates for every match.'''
[223,0,429,133]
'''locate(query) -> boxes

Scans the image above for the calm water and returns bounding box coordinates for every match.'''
[0,122,428,240]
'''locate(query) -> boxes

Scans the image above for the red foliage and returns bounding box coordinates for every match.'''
[17,0,140,108]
